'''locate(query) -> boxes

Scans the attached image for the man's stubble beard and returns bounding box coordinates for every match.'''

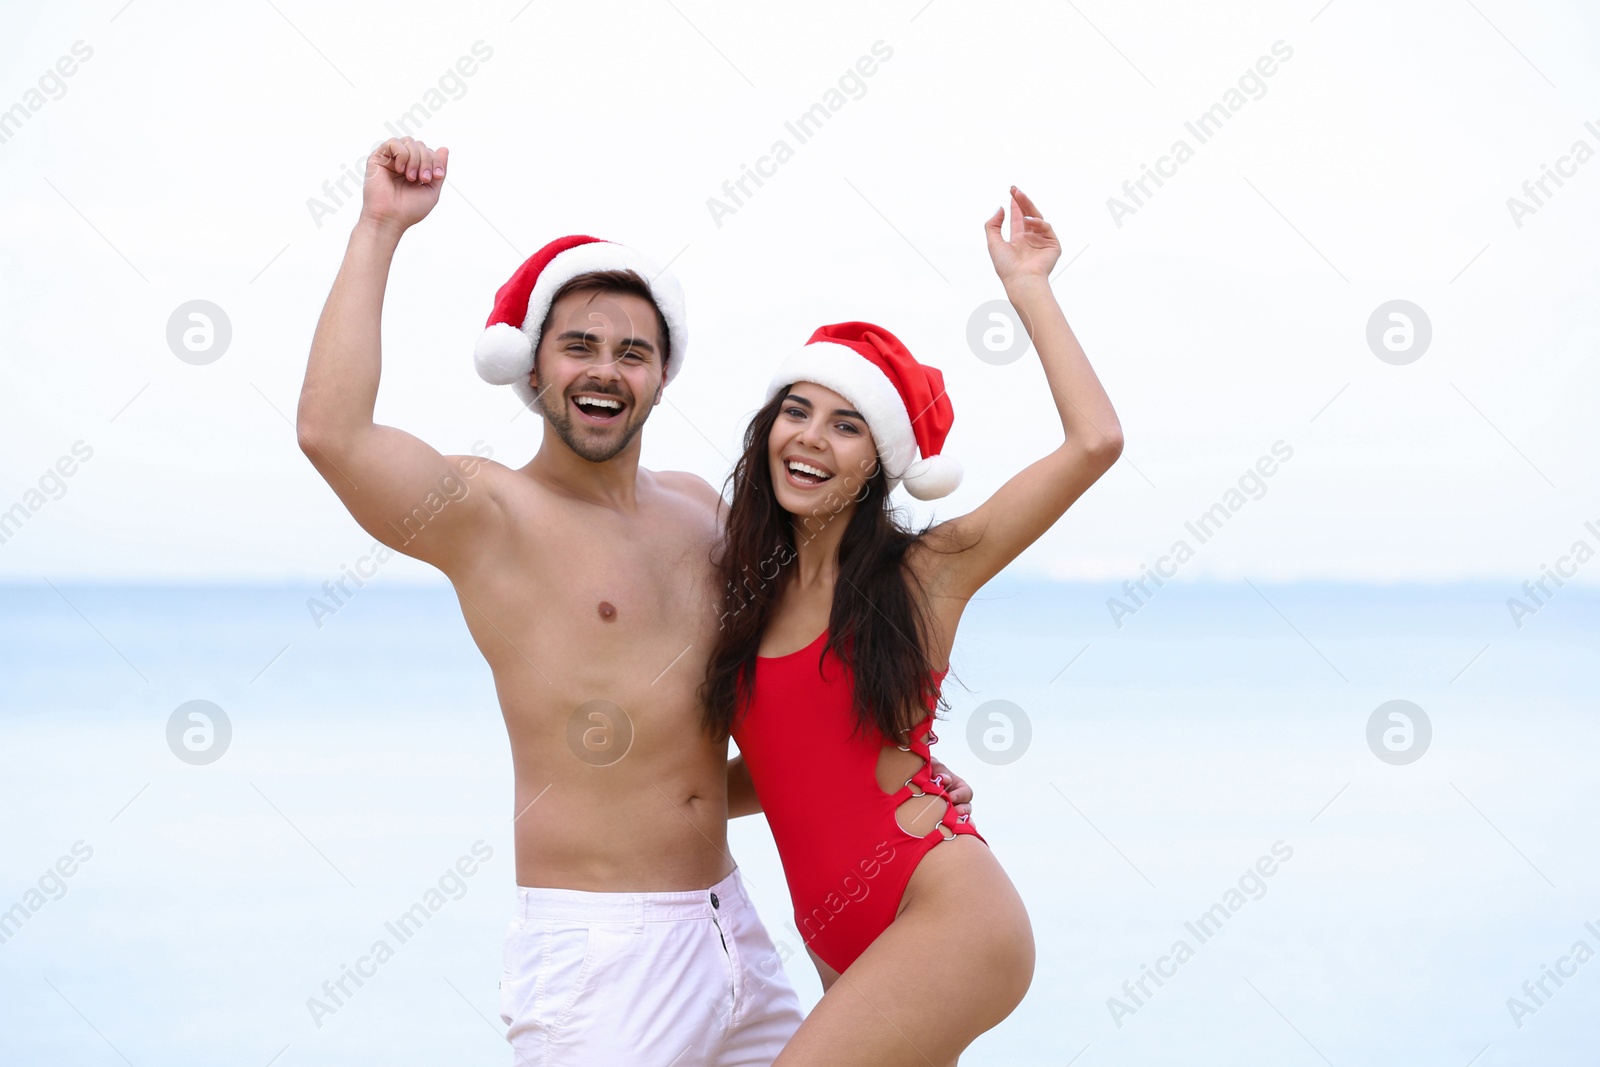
[535,384,653,463]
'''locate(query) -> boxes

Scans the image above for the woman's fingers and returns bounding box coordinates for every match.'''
[983,205,1008,255]
[1010,185,1056,241]
[926,757,974,818]
[1011,184,1043,218]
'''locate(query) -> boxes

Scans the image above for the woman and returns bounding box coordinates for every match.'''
[703,187,1124,1064]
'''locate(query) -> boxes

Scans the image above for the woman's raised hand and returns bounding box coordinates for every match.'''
[360,136,448,233]
[983,185,1060,285]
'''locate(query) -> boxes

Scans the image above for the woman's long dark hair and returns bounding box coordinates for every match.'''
[701,389,971,743]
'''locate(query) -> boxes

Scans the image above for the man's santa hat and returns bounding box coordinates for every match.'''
[474,235,687,413]
[767,321,962,500]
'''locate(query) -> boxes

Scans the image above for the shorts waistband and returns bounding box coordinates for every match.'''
[512,867,750,923]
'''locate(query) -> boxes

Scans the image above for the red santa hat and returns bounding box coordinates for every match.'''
[766,321,962,500]
[474,235,687,414]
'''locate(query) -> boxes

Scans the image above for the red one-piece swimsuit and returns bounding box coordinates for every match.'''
[734,627,987,975]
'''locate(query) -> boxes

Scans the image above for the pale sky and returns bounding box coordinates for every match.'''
[2,0,1597,585]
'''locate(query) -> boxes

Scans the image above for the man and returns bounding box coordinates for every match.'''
[295,136,972,1065]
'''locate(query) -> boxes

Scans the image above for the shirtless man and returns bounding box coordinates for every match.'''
[295,137,972,1065]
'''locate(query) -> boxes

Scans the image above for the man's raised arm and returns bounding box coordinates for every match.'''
[296,137,504,574]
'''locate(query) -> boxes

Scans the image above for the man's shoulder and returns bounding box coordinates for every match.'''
[444,452,512,476]
[444,452,520,506]
[649,469,725,513]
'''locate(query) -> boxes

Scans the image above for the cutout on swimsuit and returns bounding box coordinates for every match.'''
[894,791,951,837]
[876,744,951,838]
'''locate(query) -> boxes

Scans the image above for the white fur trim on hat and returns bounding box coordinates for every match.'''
[476,322,534,385]
[475,241,688,416]
[766,341,934,494]
[901,453,964,500]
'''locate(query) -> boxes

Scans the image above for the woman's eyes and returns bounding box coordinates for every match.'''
[785,407,858,435]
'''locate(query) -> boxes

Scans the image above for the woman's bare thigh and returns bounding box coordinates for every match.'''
[776,837,1035,1066]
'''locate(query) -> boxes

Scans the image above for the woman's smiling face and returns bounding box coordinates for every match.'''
[767,381,880,519]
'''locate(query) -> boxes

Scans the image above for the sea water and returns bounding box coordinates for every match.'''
[1,578,1595,1065]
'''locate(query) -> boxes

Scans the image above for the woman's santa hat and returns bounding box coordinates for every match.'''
[474,235,687,414]
[767,321,962,500]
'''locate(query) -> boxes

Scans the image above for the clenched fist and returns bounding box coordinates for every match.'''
[360,136,448,232]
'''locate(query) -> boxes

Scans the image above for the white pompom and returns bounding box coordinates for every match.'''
[901,453,963,500]
[475,323,534,385]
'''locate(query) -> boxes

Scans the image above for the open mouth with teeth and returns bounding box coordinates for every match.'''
[784,458,835,486]
[571,394,627,424]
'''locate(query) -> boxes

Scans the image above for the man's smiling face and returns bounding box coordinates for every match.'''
[531,287,666,463]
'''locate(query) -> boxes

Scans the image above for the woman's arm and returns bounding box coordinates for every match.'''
[921,186,1123,601]
[727,755,761,818]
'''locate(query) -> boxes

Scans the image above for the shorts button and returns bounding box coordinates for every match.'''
[710,892,720,909]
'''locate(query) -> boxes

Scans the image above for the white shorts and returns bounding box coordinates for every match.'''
[499,867,803,1066]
